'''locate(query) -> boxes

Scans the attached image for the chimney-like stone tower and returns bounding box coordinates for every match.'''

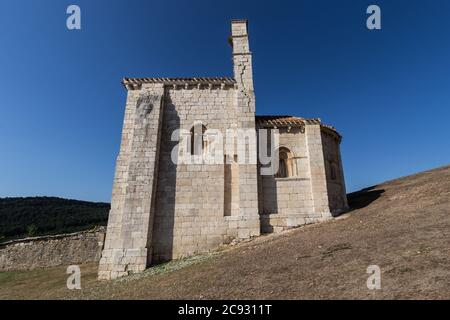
[224,20,261,238]
[230,20,254,99]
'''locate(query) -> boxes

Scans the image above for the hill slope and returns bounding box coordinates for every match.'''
[0,197,109,241]
[1,165,449,299]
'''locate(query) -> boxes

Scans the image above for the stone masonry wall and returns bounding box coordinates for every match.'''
[152,20,262,261]
[98,84,165,280]
[259,124,348,232]
[0,228,105,271]
[260,128,313,214]
[321,131,349,214]
[305,124,333,218]
[100,20,260,273]
[152,85,239,262]
[259,127,321,232]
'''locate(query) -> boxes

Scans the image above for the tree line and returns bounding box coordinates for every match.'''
[0,197,110,242]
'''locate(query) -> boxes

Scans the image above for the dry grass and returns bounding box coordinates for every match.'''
[1,165,449,299]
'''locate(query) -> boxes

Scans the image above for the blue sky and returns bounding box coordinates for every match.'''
[0,0,449,202]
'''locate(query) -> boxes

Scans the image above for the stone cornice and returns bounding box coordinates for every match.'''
[123,77,236,90]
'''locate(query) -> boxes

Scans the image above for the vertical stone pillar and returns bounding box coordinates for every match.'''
[305,124,332,219]
[337,142,349,210]
[228,19,260,238]
[98,83,165,280]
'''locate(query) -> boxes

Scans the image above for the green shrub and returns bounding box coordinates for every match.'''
[26,224,38,237]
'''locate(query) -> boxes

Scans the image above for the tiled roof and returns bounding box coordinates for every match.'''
[256,115,341,139]
[123,77,236,89]
[256,115,321,127]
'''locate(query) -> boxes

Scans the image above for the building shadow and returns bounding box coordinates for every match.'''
[346,186,385,212]
[258,175,278,233]
[150,97,179,265]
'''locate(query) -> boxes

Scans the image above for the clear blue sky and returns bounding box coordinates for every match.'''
[1,0,449,202]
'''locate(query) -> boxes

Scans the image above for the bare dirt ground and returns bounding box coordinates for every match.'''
[1,165,449,299]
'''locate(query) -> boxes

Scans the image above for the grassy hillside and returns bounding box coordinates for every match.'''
[0,197,109,241]
[0,165,449,299]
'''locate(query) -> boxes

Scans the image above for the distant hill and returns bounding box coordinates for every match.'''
[0,197,110,241]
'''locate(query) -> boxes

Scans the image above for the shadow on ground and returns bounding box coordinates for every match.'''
[346,186,385,212]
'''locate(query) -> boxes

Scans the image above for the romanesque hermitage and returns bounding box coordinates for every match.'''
[98,20,348,280]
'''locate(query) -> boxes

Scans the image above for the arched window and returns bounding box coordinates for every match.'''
[278,150,288,178]
[190,124,207,155]
[276,147,296,178]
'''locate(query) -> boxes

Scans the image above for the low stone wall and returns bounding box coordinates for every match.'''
[260,213,328,233]
[0,228,105,271]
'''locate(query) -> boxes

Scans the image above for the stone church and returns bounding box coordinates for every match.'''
[98,20,348,280]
